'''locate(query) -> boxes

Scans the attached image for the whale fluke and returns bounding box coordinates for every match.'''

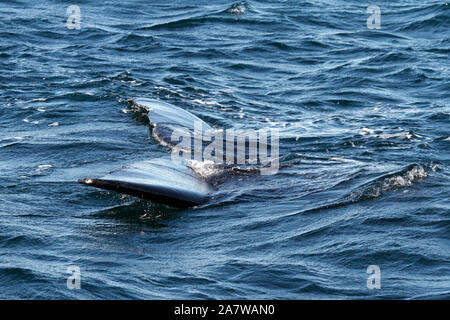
[78,98,213,208]
[78,158,212,208]
[134,98,212,148]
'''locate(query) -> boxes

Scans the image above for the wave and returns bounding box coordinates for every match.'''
[283,164,431,218]
[113,33,155,45]
[358,127,423,141]
[347,164,428,202]
[136,2,283,31]
[396,3,449,32]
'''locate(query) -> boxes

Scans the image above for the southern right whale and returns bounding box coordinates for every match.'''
[78,98,277,207]
[78,98,214,207]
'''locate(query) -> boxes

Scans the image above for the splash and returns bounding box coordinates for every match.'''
[185,159,224,179]
[383,165,427,190]
[358,127,421,140]
[228,3,246,14]
[349,164,428,201]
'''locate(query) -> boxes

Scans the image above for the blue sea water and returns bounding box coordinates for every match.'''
[0,0,449,299]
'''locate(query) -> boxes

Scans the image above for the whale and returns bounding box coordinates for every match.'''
[78,98,278,207]
[78,98,214,208]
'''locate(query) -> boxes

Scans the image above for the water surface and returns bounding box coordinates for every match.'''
[0,0,449,299]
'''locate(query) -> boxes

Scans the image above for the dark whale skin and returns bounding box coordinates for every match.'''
[78,177,208,208]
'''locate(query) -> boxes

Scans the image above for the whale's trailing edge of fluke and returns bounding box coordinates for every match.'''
[78,158,212,208]
[78,98,213,208]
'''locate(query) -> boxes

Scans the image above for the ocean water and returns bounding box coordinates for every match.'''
[0,0,449,299]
